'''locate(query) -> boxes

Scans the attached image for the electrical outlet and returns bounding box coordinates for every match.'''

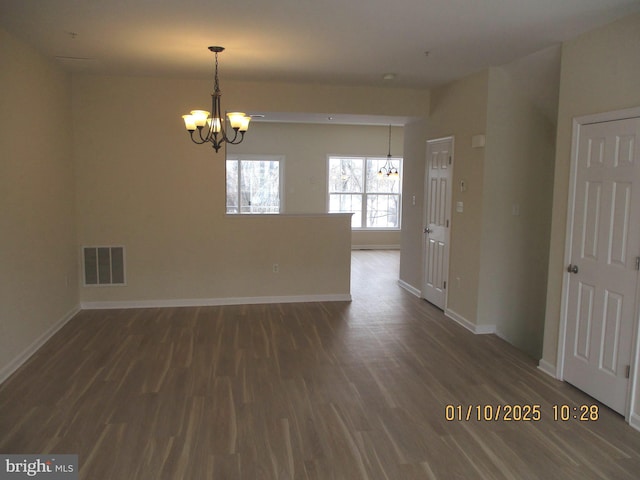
[273,263,279,273]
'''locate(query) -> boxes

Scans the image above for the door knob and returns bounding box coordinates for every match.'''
[567,264,579,274]
[424,227,432,234]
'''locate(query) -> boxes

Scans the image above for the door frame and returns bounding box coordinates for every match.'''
[556,106,640,425]
[422,136,454,309]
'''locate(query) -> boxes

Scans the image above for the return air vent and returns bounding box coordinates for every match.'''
[83,246,125,286]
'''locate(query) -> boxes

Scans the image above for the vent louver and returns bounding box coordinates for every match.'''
[83,246,125,286]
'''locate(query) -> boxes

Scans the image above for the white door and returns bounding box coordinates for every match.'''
[563,116,640,415]
[422,137,453,309]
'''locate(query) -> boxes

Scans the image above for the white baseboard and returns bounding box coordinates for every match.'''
[475,324,497,334]
[81,293,352,310]
[397,279,421,297]
[0,305,80,384]
[444,308,496,335]
[352,245,400,250]
[537,359,558,379]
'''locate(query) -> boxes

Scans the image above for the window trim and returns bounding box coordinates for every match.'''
[225,154,285,215]
[327,155,402,230]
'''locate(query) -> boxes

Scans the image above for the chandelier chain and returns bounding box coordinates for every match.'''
[214,51,220,94]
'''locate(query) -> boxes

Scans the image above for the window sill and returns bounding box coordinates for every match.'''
[225,213,354,219]
[352,228,401,232]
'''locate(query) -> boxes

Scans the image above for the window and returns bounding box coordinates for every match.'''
[226,155,284,214]
[328,156,402,229]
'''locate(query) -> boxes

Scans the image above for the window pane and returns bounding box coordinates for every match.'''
[329,194,362,228]
[366,157,401,193]
[366,194,400,228]
[327,155,402,230]
[328,157,363,193]
[226,160,239,213]
[240,160,280,213]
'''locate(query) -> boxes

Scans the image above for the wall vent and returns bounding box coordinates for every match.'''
[83,246,126,286]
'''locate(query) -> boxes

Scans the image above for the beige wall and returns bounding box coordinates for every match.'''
[435,72,490,325]
[542,14,640,398]
[479,66,556,357]
[73,75,427,305]
[351,230,400,249]
[401,61,557,358]
[222,80,431,118]
[229,121,404,248]
[0,29,78,380]
[400,71,489,322]
[399,118,429,282]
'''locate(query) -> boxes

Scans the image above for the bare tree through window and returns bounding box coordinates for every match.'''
[226,156,283,214]
[328,156,402,228]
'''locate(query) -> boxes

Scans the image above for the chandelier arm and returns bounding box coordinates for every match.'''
[209,92,219,142]
[201,93,218,150]
[195,94,214,142]
[225,127,241,144]
[189,129,207,145]
[197,124,210,143]
[212,91,230,144]
[226,131,245,145]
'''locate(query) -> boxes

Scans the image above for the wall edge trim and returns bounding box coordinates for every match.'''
[537,359,558,379]
[445,308,496,335]
[397,279,421,297]
[0,305,80,384]
[80,294,352,310]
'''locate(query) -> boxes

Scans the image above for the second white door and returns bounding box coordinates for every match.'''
[563,116,640,415]
[423,137,453,309]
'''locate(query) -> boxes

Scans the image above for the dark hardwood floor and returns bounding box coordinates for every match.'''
[2,250,640,479]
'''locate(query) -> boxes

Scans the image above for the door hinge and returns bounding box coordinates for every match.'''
[626,365,631,379]
[635,256,640,271]
[443,281,447,290]
[446,219,449,228]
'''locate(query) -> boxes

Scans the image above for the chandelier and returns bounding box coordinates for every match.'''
[181,46,251,153]
[378,124,399,177]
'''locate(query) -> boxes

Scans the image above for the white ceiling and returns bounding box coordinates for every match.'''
[1,0,638,124]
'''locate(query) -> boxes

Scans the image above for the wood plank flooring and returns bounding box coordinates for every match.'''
[2,250,640,479]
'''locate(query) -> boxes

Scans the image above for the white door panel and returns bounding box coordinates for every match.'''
[563,117,640,415]
[423,138,453,309]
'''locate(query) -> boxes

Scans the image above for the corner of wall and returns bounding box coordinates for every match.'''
[0,28,79,381]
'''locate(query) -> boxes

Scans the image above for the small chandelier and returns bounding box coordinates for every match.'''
[181,46,251,153]
[378,124,399,177]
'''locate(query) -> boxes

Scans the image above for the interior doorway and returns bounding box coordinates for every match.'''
[422,137,454,310]
[559,108,640,418]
